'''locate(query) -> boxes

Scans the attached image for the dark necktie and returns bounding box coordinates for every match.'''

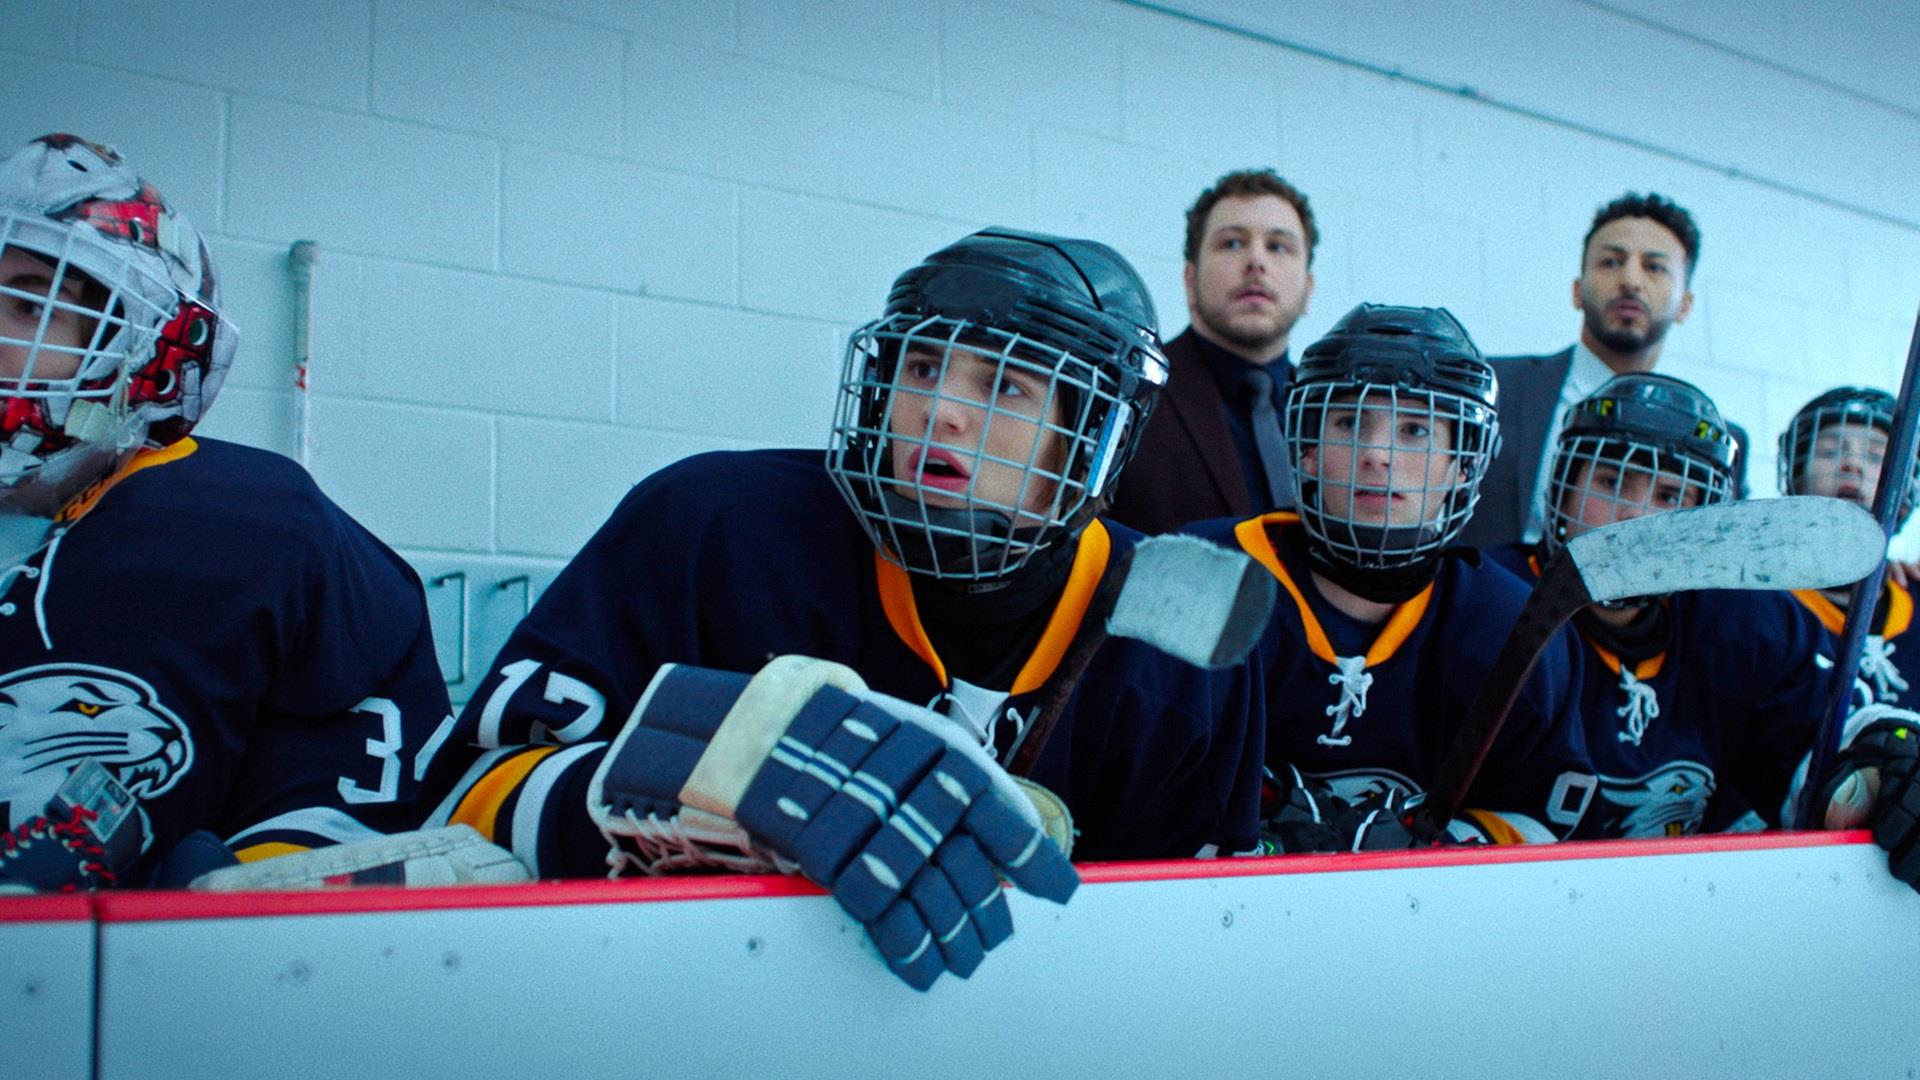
[1244,367,1291,508]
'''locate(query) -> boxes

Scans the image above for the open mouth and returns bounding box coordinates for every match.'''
[909,448,972,492]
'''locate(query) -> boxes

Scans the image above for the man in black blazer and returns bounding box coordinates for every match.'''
[1106,169,1317,535]
[1461,193,1747,550]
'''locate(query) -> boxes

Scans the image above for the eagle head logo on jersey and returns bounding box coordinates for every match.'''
[0,663,193,831]
[1597,761,1714,838]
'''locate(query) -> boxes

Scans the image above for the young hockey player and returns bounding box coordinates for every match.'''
[425,228,1269,989]
[0,135,451,890]
[1484,373,1843,837]
[1190,304,1599,846]
[1778,387,1920,709]
[1776,386,1920,884]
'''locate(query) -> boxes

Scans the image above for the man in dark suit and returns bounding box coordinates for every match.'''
[1461,192,1747,550]
[1106,169,1316,535]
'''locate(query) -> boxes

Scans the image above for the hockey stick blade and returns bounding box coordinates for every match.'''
[1107,534,1278,669]
[1007,534,1277,776]
[1569,495,1883,603]
[1416,496,1885,837]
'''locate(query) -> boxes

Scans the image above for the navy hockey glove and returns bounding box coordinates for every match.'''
[588,657,1078,991]
[1261,766,1432,853]
[1815,705,1920,888]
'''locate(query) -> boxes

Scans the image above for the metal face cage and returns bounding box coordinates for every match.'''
[1780,397,1917,526]
[0,217,172,411]
[1285,381,1498,569]
[826,313,1132,580]
[1547,433,1735,555]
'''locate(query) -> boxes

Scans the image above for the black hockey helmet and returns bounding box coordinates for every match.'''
[1780,385,1915,527]
[827,227,1170,580]
[1545,372,1736,554]
[1284,304,1501,599]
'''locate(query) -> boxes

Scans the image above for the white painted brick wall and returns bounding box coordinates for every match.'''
[81,0,373,110]
[372,0,623,149]
[3,0,1918,685]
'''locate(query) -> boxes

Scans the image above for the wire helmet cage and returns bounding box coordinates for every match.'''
[827,228,1167,581]
[1286,304,1500,575]
[1779,385,1917,530]
[1545,373,1736,605]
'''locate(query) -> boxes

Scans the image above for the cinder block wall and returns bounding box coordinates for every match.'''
[6,0,1918,693]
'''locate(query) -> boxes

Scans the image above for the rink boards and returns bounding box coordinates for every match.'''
[4,830,1916,1080]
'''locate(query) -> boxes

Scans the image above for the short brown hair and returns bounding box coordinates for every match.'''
[1183,169,1317,266]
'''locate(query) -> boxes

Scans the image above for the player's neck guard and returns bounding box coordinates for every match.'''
[867,489,1054,581]
[1573,597,1670,662]
[912,534,1076,615]
[1301,531,1441,605]
[911,537,1078,687]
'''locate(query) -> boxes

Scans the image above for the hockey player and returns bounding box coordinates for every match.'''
[425,228,1268,989]
[1486,373,1843,837]
[1189,304,1599,846]
[1775,386,1920,884]
[1778,387,1920,709]
[0,135,452,890]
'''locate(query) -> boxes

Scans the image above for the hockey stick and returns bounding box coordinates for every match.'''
[1006,533,1277,776]
[1412,496,1886,839]
[1798,301,1920,828]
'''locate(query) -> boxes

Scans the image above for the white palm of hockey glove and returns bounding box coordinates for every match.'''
[1807,703,1920,889]
[587,656,1080,991]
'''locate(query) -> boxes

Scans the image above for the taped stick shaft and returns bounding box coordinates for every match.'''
[1801,300,1920,827]
[1006,551,1131,777]
[1415,553,1591,835]
[1416,497,1882,839]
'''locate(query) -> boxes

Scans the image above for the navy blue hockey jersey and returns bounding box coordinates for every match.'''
[1189,514,1599,842]
[1792,581,1919,710]
[1490,543,1837,836]
[0,437,451,882]
[428,449,1266,872]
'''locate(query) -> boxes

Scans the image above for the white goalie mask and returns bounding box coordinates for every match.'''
[0,134,235,517]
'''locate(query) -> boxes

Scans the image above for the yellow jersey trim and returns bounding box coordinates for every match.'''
[451,745,560,842]
[232,840,311,864]
[55,437,199,524]
[1793,579,1912,638]
[873,520,1113,694]
[1232,512,1434,666]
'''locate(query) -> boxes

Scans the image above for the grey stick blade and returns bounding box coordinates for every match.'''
[1568,496,1886,604]
[1106,534,1277,669]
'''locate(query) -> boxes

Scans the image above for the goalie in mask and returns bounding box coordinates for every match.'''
[0,135,450,892]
